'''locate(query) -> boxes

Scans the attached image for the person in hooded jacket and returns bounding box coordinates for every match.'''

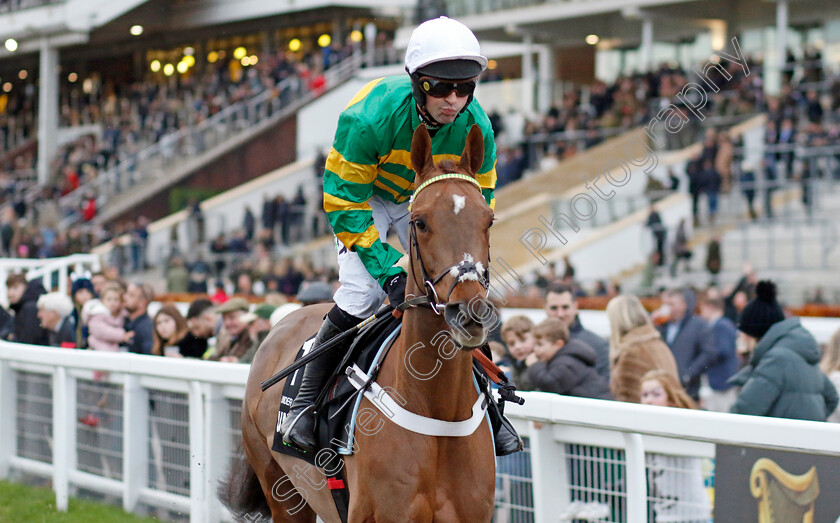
[6,273,47,345]
[729,280,838,421]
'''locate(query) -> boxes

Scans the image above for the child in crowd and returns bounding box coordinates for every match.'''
[526,317,611,399]
[500,315,536,391]
[84,282,132,352]
[640,370,712,523]
[79,282,130,426]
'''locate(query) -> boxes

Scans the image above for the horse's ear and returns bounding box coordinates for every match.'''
[459,124,485,176]
[411,125,434,180]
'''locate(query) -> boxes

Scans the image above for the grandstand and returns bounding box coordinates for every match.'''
[1,0,840,521]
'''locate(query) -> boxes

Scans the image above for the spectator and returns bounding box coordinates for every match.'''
[295,281,335,306]
[499,315,537,391]
[703,159,722,225]
[90,272,108,297]
[239,303,278,364]
[730,281,838,421]
[261,195,276,238]
[84,283,131,352]
[525,318,611,399]
[820,329,840,423]
[188,255,211,294]
[243,206,255,242]
[36,292,76,347]
[646,204,667,267]
[211,280,229,304]
[70,278,95,349]
[183,298,219,359]
[165,255,190,293]
[275,258,304,296]
[640,370,711,523]
[715,130,734,193]
[6,273,48,345]
[705,234,722,283]
[698,294,739,413]
[740,159,758,220]
[210,297,251,362]
[670,219,692,277]
[152,305,189,357]
[605,295,679,403]
[544,282,610,382]
[685,155,705,226]
[0,304,13,341]
[123,282,154,355]
[235,271,255,296]
[654,288,716,401]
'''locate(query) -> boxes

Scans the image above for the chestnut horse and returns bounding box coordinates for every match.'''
[222,124,497,522]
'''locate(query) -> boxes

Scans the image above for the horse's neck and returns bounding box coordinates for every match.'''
[380,309,478,421]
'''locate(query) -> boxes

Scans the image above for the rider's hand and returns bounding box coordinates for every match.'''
[384,273,407,306]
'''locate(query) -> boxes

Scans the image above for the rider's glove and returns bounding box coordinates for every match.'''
[383,273,407,307]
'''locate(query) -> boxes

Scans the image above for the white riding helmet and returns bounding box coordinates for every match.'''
[405,16,488,80]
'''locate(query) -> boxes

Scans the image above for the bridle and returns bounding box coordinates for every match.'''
[404,173,490,315]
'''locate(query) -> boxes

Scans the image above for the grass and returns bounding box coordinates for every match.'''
[0,480,160,522]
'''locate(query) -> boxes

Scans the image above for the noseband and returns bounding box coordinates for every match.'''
[405,173,490,315]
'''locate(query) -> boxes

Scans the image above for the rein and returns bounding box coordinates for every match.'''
[405,173,490,315]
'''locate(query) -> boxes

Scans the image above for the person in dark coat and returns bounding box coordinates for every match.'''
[526,318,612,400]
[646,204,667,267]
[123,283,154,355]
[730,281,838,421]
[655,288,717,401]
[544,282,610,383]
[6,273,48,345]
[0,305,13,340]
[699,294,739,412]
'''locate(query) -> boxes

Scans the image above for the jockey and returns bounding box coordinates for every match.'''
[282,16,523,456]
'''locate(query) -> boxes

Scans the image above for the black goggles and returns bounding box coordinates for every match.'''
[417,76,477,98]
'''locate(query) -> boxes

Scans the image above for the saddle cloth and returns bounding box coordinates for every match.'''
[271,312,402,462]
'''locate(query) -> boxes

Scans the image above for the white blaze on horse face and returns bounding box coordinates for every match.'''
[452,194,466,215]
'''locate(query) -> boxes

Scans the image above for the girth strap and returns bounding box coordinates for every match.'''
[345,363,488,437]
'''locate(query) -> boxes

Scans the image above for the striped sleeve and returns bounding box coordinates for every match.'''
[323,110,405,286]
[477,124,498,210]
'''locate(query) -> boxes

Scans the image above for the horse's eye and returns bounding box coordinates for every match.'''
[488,219,495,229]
[414,219,428,232]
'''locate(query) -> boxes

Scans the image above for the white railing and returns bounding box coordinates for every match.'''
[0,343,248,523]
[2,342,840,523]
[0,253,101,305]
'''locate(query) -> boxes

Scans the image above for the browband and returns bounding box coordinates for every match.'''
[409,173,482,210]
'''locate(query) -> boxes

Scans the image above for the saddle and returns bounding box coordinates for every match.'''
[271,311,402,460]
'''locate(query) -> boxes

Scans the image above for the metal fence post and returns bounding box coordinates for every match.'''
[0,361,16,478]
[189,380,206,523]
[52,367,75,512]
[530,423,570,523]
[204,384,231,523]
[622,432,647,523]
[123,374,149,512]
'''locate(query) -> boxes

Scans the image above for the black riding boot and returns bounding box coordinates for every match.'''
[281,316,345,452]
[487,394,524,456]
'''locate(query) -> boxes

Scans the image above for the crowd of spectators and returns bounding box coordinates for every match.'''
[493,277,838,521]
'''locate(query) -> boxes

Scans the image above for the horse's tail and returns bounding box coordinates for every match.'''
[218,447,271,520]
